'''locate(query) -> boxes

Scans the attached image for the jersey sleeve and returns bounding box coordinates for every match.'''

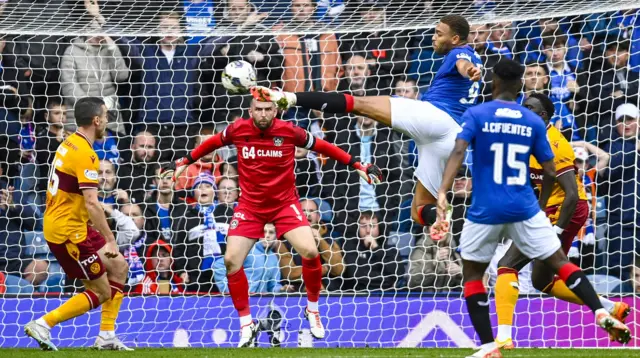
[75,149,100,189]
[531,120,555,164]
[553,136,577,176]
[456,110,477,143]
[221,121,237,145]
[449,47,473,72]
[292,125,315,149]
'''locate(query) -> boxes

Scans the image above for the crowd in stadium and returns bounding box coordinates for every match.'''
[0,0,638,296]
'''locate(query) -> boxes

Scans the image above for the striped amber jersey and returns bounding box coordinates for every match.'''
[43,132,100,244]
[529,125,587,208]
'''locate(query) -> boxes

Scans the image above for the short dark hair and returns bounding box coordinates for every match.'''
[358,210,378,222]
[394,76,417,88]
[606,38,630,53]
[493,59,525,82]
[541,30,568,49]
[528,92,556,118]
[74,97,105,127]
[440,15,470,41]
[46,97,64,110]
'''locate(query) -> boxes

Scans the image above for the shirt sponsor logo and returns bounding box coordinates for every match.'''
[84,169,99,181]
[81,254,99,266]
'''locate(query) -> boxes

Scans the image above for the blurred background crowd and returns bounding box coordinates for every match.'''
[0,0,638,296]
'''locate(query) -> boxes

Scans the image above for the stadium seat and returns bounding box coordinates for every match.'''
[3,274,35,295]
[23,231,53,260]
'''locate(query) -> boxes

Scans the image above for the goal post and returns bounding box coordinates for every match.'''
[0,0,638,349]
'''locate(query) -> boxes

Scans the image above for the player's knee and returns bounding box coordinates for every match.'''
[224,254,243,274]
[531,274,553,292]
[297,243,319,260]
[93,280,112,304]
[112,256,129,280]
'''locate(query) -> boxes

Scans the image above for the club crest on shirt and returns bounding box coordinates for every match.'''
[230,219,239,229]
[273,137,284,147]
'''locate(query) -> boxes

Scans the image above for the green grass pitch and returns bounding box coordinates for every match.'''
[4,348,640,357]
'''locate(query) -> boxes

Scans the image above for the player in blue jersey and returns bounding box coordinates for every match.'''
[435,59,631,358]
[252,15,481,236]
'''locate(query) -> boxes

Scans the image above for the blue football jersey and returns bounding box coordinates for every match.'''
[457,100,554,224]
[420,45,483,124]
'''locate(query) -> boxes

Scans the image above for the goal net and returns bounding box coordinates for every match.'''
[0,0,638,349]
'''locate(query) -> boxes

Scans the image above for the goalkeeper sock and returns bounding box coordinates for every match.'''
[43,290,100,328]
[100,281,125,332]
[416,204,437,226]
[302,255,322,307]
[295,92,354,113]
[464,280,494,345]
[227,267,251,318]
[558,263,603,313]
[495,268,519,341]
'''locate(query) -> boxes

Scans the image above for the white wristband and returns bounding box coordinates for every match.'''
[553,225,564,235]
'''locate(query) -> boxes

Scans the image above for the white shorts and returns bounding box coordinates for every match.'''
[389,96,461,197]
[459,211,561,263]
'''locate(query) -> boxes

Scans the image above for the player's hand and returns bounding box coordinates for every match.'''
[353,162,383,185]
[467,66,481,81]
[160,155,193,182]
[436,190,448,222]
[179,272,190,284]
[103,240,119,259]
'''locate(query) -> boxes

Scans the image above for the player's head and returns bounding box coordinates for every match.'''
[491,59,524,100]
[250,99,277,130]
[74,97,108,140]
[524,93,555,123]
[433,15,470,55]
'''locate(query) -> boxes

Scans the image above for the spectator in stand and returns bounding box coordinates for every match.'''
[337,54,380,97]
[599,103,640,279]
[408,231,463,291]
[214,223,285,293]
[522,63,550,99]
[214,176,239,223]
[294,147,321,198]
[172,173,228,292]
[339,0,410,91]
[183,0,217,45]
[119,203,148,287]
[35,100,67,197]
[515,17,584,71]
[584,39,639,125]
[175,128,220,191]
[393,76,420,99]
[486,22,514,60]
[120,11,215,161]
[141,166,183,244]
[60,28,130,135]
[343,211,404,291]
[133,239,185,294]
[201,0,283,122]
[469,23,502,100]
[117,131,159,204]
[0,182,49,288]
[98,159,130,205]
[275,0,342,93]
[542,31,581,140]
[278,198,344,291]
[322,114,408,230]
[101,201,141,250]
[92,127,120,164]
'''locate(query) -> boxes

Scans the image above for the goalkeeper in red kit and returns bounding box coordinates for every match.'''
[162,99,383,347]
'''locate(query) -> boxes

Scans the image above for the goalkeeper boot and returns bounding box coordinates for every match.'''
[251,86,296,111]
[466,347,502,358]
[304,307,325,339]
[596,311,631,344]
[238,321,258,348]
[24,320,58,351]
[93,334,134,351]
[608,302,631,342]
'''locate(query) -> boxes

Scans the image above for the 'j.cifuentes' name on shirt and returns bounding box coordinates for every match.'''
[481,108,533,137]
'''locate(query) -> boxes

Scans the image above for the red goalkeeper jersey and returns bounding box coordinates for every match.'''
[221,118,316,212]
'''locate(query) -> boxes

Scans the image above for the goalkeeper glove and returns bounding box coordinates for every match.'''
[160,154,194,182]
[352,162,383,185]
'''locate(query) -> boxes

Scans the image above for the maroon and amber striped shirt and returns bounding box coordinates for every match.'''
[43,132,100,244]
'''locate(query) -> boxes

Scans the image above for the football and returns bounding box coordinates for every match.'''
[221,60,257,94]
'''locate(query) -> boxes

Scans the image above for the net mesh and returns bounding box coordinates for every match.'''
[0,0,638,349]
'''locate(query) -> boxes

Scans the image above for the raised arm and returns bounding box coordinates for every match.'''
[162,131,228,181]
[456,59,481,81]
[437,138,468,221]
